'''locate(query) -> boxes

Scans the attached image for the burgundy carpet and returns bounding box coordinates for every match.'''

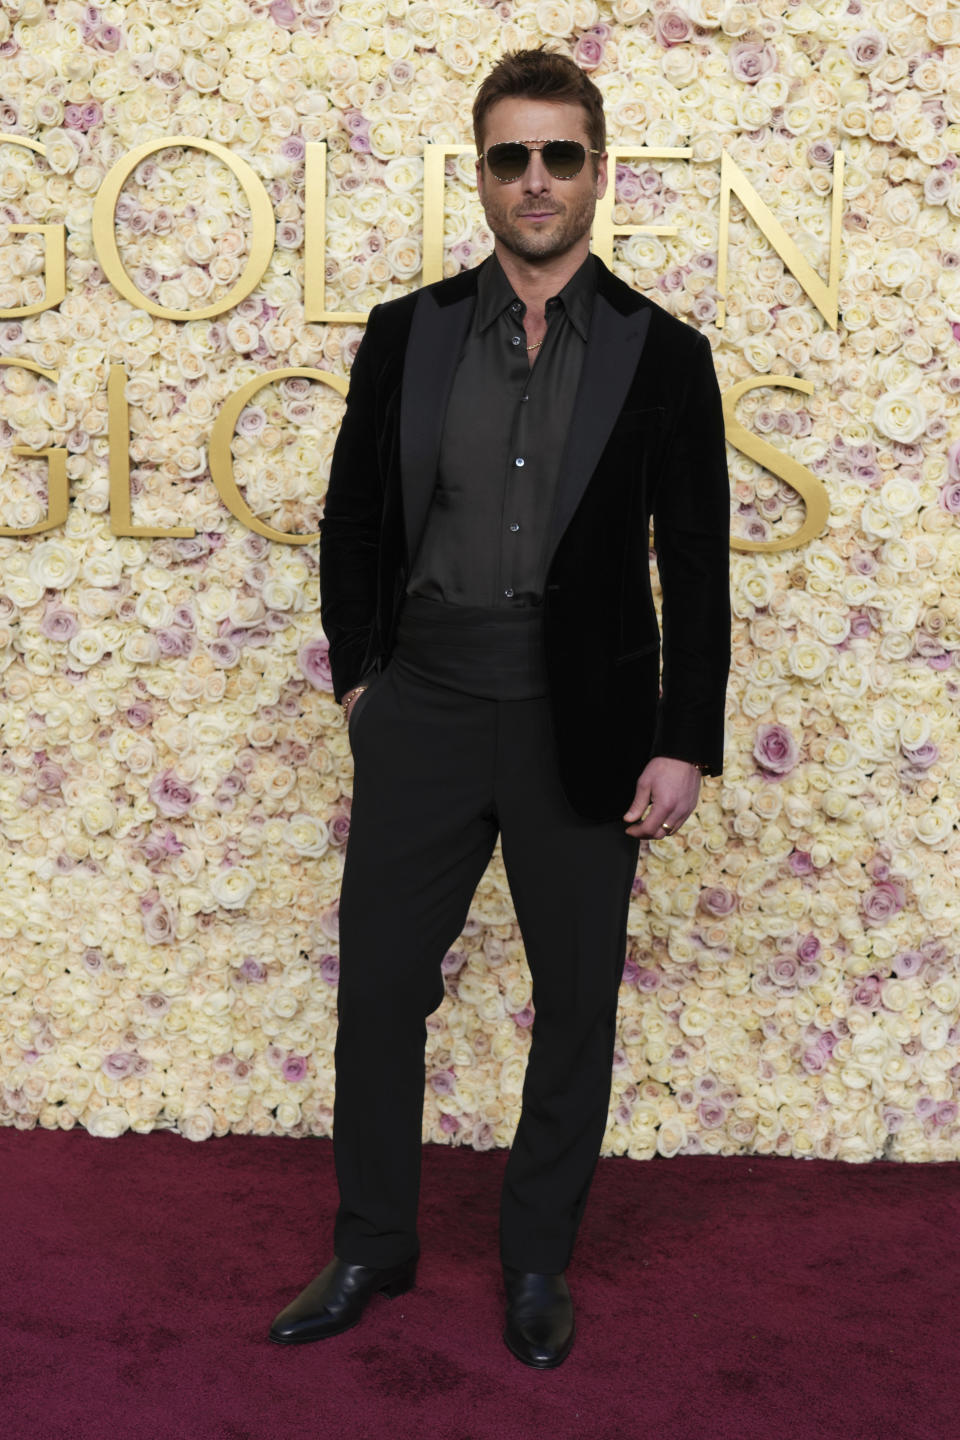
[2,1128,958,1440]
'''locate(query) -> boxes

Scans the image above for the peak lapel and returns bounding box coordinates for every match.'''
[399,274,477,567]
[544,285,652,565]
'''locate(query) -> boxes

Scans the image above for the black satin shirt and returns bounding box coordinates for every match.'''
[405,251,596,609]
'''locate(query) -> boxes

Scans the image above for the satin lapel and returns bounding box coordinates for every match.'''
[399,285,476,567]
[544,294,652,564]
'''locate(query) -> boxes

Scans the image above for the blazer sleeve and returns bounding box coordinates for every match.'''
[648,330,731,776]
[318,305,385,703]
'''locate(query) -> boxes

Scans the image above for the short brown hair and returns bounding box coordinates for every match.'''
[472,47,606,161]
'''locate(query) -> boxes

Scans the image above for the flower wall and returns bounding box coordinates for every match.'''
[1,0,960,1160]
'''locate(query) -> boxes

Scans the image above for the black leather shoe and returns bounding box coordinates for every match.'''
[269,1254,417,1345]
[502,1266,575,1369]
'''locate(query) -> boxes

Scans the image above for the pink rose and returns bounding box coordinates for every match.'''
[770,955,799,987]
[103,1052,137,1078]
[298,636,333,690]
[141,896,176,945]
[901,742,938,769]
[41,608,79,640]
[318,955,340,985]
[729,41,778,85]
[655,9,694,46]
[788,849,813,876]
[796,933,821,962]
[148,770,197,817]
[269,0,300,27]
[698,1100,726,1128]
[847,29,885,70]
[754,723,799,776]
[947,438,960,482]
[861,881,906,927]
[851,976,881,1007]
[699,886,736,917]
[573,30,606,69]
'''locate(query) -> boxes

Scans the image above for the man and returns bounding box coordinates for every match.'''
[270,48,730,1368]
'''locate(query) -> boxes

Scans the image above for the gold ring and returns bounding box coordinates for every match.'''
[661,824,673,834]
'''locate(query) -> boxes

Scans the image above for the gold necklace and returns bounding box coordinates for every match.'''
[526,339,543,351]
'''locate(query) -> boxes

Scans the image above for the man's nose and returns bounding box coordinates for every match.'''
[521,150,552,193]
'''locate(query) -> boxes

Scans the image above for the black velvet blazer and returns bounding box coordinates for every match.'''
[319,254,731,823]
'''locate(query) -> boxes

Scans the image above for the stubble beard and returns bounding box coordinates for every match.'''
[485,187,597,264]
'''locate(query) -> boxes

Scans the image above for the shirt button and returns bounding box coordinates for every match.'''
[504,588,514,598]
[511,335,522,346]
[510,301,522,313]
[509,523,520,532]
[520,394,529,403]
[514,457,525,467]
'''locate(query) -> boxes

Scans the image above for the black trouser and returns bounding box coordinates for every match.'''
[332,652,640,1274]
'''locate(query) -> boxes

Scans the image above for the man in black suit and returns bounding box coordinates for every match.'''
[270,48,730,1368]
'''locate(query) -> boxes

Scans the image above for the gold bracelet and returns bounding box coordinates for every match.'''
[341,685,366,714]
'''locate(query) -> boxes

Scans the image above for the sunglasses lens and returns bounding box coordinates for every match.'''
[543,141,586,178]
[486,143,529,182]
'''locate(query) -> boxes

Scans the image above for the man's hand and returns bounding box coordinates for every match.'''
[623,756,702,839]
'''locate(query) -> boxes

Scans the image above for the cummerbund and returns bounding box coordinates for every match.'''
[392,593,549,700]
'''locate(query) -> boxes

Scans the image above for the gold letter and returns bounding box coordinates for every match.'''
[0,359,68,535]
[423,143,475,287]
[717,150,843,330]
[723,375,827,553]
[304,142,369,324]
[591,147,693,270]
[209,367,347,543]
[93,136,275,321]
[108,364,195,537]
[0,137,66,318]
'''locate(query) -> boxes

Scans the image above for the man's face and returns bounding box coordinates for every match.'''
[475,97,608,265]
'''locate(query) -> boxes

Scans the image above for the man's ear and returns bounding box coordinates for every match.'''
[595,151,609,200]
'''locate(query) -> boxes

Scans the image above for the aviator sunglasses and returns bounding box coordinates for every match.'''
[479,139,601,184]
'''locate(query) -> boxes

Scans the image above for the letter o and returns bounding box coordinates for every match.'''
[92,135,275,321]
[209,367,347,543]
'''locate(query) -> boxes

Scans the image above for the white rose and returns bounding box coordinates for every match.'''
[535,0,575,37]
[874,393,926,443]
[86,1107,130,1138]
[787,641,829,680]
[179,1107,216,1141]
[210,867,257,909]
[283,814,330,857]
[930,979,960,1013]
[920,1015,950,1051]
[28,540,79,591]
[261,579,300,612]
[877,477,920,520]
[68,630,108,668]
[913,806,955,846]
[81,795,117,836]
[656,1117,688,1158]
[82,552,124,587]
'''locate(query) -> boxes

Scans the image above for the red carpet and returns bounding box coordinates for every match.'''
[2,1127,957,1440]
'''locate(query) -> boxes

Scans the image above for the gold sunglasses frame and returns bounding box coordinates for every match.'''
[478,139,602,183]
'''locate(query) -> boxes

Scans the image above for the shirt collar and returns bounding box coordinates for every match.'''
[476,252,596,341]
